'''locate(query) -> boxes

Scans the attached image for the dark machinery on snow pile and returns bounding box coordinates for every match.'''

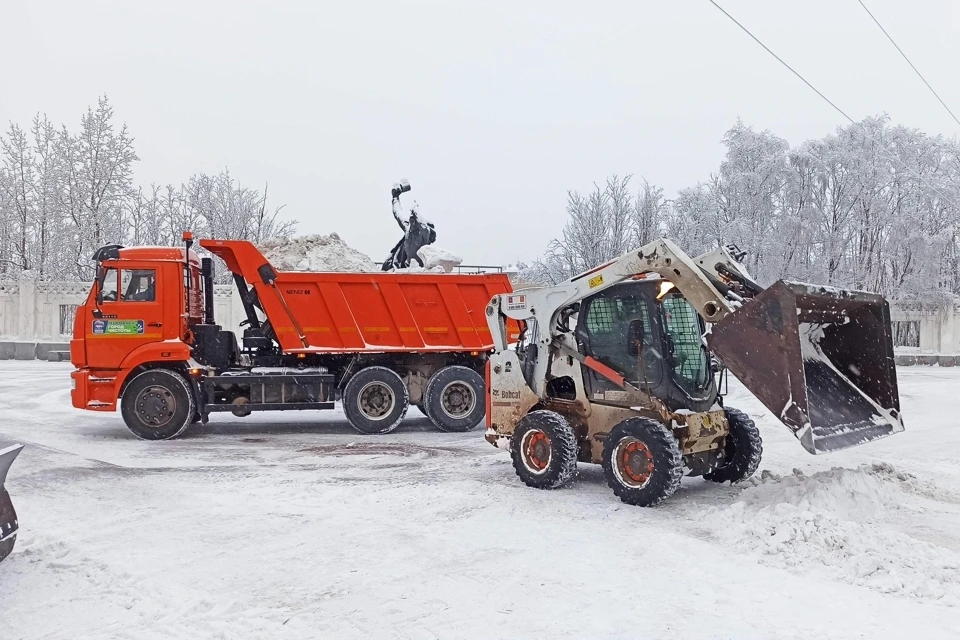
[0,444,23,562]
[484,239,903,507]
[382,180,437,271]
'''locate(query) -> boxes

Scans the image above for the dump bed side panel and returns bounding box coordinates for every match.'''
[200,239,517,353]
[268,272,513,352]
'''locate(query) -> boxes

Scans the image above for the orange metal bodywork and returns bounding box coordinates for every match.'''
[71,239,517,413]
[200,239,518,353]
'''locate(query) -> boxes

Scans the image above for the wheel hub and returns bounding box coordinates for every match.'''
[615,438,654,488]
[136,385,176,427]
[440,381,476,419]
[521,429,551,472]
[358,382,395,420]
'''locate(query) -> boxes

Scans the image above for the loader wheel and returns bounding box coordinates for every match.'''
[342,366,409,435]
[511,410,578,489]
[121,369,195,440]
[603,417,682,507]
[704,407,762,484]
[423,366,485,432]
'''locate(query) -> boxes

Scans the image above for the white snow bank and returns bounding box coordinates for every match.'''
[417,245,462,273]
[260,234,376,272]
[701,463,960,605]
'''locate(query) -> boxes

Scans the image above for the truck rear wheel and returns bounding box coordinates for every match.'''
[120,369,195,440]
[704,407,762,484]
[423,366,485,432]
[342,366,409,434]
[602,417,682,507]
[511,410,578,489]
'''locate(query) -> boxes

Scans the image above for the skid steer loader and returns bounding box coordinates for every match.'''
[0,444,23,562]
[485,239,902,506]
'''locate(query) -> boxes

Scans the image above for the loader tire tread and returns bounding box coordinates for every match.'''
[704,407,762,484]
[603,417,683,507]
[511,410,578,490]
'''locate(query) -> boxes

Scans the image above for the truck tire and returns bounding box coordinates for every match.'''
[423,366,485,432]
[602,417,682,507]
[511,410,578,489]
[120,369,196,440]
[342,366,409,434]
[704,407,762,484]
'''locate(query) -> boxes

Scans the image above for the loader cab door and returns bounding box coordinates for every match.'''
[85,264,167,369]
[575,283,663,404]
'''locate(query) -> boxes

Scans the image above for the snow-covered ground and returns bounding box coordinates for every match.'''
[1,362,959,639]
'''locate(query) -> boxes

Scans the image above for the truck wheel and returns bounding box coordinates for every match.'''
[120,369,195,440]
[603,417,682,507]
[511,410,578,489]
[423,366,485,432]
[342,366,409,434]
[704,407,762,484]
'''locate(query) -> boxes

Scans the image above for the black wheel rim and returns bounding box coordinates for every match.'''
[357,381,396,421]
[136,384,177,428]
[440,381,476,419]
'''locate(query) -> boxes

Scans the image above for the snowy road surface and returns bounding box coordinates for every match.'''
[1,362,959,639]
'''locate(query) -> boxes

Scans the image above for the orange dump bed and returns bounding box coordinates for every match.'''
[201,239,517,354]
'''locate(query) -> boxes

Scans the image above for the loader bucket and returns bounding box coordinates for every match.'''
[0,444,23,563]
[708,281,903,454]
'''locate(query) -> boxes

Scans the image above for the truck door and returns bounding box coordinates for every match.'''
[85,265,166,369]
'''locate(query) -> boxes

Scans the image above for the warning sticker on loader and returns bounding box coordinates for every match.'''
[92,319,145,335]
[506,295,527,311]
[588,274,604,288]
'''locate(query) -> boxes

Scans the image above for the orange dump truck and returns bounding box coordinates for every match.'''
[70,234,517,439]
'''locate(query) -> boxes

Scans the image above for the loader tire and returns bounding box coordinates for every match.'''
[704,407,762,484]
[511,410,578,489]
[343,366,409,435]
[423,366,485,432]
[603,417,682,507]
[121,369,195,441]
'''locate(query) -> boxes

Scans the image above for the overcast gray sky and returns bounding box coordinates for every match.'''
[3,0,960,265]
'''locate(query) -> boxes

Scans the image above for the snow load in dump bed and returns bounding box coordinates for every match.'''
[200,239,518,353]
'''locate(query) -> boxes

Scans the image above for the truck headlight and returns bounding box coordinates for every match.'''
[71,378,76,390]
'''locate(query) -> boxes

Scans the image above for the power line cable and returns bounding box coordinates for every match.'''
[857,0,960,130]
[707,0,959,208]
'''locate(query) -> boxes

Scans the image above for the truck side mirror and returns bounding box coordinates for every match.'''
[627,319,645,356]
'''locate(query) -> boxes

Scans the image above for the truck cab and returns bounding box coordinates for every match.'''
[70,244,203,411]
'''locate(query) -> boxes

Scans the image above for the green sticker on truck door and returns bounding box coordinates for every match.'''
[92,319,145,335]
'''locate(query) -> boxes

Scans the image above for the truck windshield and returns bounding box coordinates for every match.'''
[660,294,710,394]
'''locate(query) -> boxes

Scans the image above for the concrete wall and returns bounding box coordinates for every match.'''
[0,276,246,342]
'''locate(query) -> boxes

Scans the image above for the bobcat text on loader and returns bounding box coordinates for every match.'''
[69,233,517,439]
[485,239,904,506]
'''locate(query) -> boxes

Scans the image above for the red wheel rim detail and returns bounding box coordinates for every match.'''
[618,440,653,485]
[524,430,551,471]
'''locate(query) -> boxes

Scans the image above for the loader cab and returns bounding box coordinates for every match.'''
[574,278,717,413]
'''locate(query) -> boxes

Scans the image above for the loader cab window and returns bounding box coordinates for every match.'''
[121,270,156,302]
[660,293,710,394]
[580,288,662,388]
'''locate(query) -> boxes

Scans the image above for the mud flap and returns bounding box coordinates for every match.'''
[0,444,23,562]
[708,281,903,454]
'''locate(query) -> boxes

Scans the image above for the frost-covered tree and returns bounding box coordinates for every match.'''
[0,96,296,281]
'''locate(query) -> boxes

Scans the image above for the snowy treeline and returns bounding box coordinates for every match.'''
[0,96,295,281]
[524,116,960,304]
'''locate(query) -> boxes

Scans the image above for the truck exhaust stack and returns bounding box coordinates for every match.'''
[708,280,903,454]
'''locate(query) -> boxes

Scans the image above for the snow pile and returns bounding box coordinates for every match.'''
[417,245,462,273]
[702,464,960,604]
[260,234,376,272]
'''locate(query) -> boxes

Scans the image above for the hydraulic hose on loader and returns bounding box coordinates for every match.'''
[0,443,24,562]
[708,280,903,454]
